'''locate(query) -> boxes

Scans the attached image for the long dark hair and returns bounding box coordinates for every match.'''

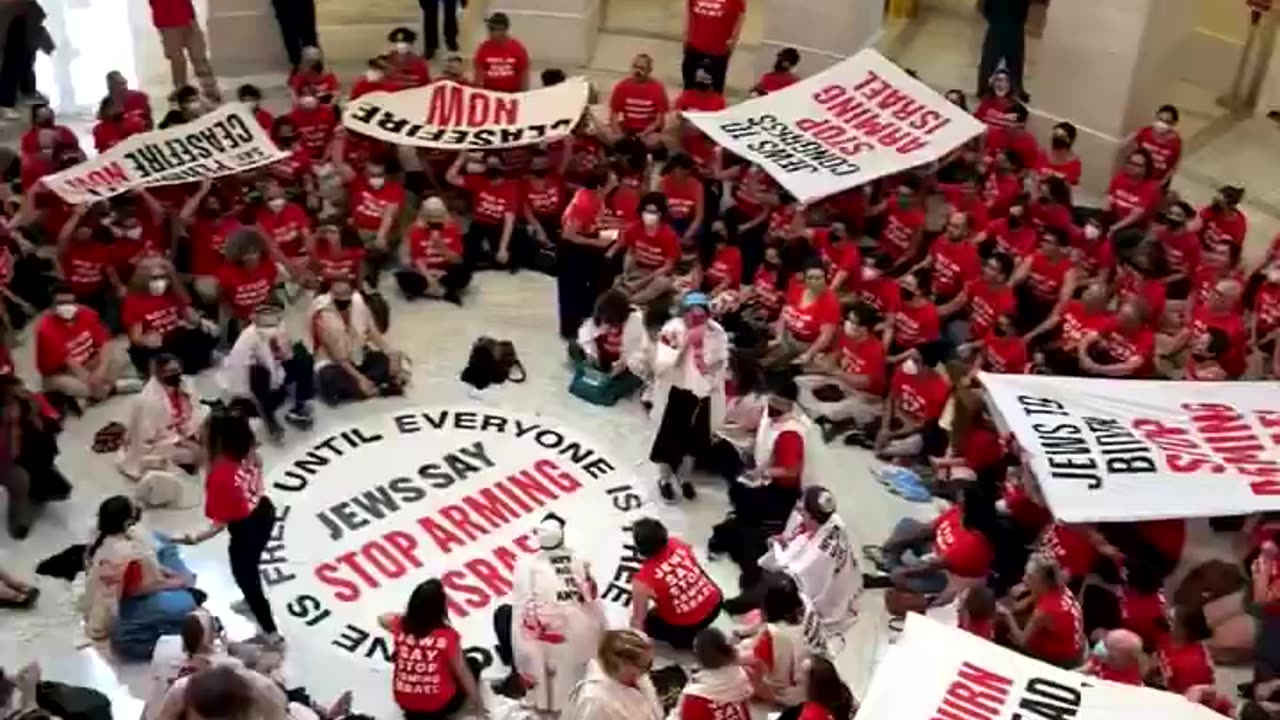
[806,656,857,720]
[400,579,449,637]
[88,495,136,559]
[205,406,256,461]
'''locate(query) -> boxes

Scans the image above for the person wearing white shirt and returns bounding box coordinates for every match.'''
[219,302,314,440]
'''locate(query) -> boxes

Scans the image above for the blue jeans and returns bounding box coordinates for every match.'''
[882,517,948,595]
[111,534,198,661]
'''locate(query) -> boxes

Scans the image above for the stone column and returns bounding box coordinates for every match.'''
[490,0,602,68]
[1029,0,1198,193]
[755,0,883,78]
[206,0,290,78]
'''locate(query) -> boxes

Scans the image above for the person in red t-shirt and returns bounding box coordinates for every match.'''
[446,152,522,270]
[613,195,680,304]
[349,57,392,101]
[887,270,940,360]
[966,253,1017,340]
[310,220,366,286]
[984,103,1039,171]
[705,224,743,297]
[1155,607,1216,693]
[1157,201,1200,299]
[256,180,313,262]
[872,178,926,271]
[176,411,280,643]
[752,48,800,96]
[287,86,337,161]
[1011,227,1078,340]
[959,585,999,641]
[727,379,810,527]
[396,197,471,304]
[122,258,216,376]
[521,149,570,256]
[659,154,705,243]
[1003,557,1085,668]
[1194,185,1248,254]
[975,313,1028,373]
[1079,299,1154,378]
[236,83,274,130]
[55,207,126,320]
[1108,148,1162,232]
[682,0,745,92]
[377,579,485,718]
[218,232,281,327]
[608,54,670,148]
[1037,121,1082,186]
[473,13,529,92]
[289,47,339,104]
[769,261,841,368]
[876,350,950,460]
[791,657,857,720]
[105,71,153,132]
[677,629,752,720]
[92,97,147,154]
[37,285,132,402]
[975,70,1018,127]
[916,212,981,315]
[340,157,406,279]
[1083,629,1145,685]
[1123,104,1182,186]
[673,68,727,179]
[147,0,220,102]
[384,27,432,88]
[630,518,722,649]
[865,485,996,597]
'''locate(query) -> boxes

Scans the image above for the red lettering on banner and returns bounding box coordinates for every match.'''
[930,661,1013,720]
[466,93,491,127]
[493,97,518,126]
[427,84,465,126]
[426,84,522,128]
[1132,404,1280,493]
[802,71,950,156]
[313,459,587,603]
[63,161,131,193]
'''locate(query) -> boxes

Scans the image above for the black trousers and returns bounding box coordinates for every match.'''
[0,14,35,109]
[270,0,319,68]
[644,603,721,650]
[493,603,515,667]
[228,497,278,634]
[248,343,315,430]
[464,222,530,270]
[682,46,729,93]
[650,386,713,470]
[128,326,217,376]
[420,0,460,54]
[316,350,393,405]
[979,19,1026,95]
[555,242,605,340]
[395,264,472,299]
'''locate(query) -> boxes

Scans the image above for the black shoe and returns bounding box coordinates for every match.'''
[862,572,894,589]
[379,381,405,398]
[722,594,756,616]
[445,41,459,53]
[444,289,463,306]
[189,588,208,605]
[681,481,697,500]
[491,672,526,700]
[659,480,676,501]
[843,431,874,449]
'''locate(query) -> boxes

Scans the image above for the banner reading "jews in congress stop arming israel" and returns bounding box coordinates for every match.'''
[979,372,1280,523]
[684,49,984,205]
[41,103,287,205]
[342,78,590,150]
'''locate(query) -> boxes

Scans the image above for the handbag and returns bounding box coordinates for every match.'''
[568,365,621,406]
[461,337,526,390]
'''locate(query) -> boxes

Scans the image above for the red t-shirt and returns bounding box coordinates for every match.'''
[1120,587,1169,647]
[147,0,194,28]
[975,96,1018,128]
[985,126,1040,170]
[621,221,680,270]
[385,56,432,89]
[889,368,949,424]
[349,178,406,232]
[218,262,278,320]
[1086,658,1143,686]
[856,276,902,319]
[782,285,840,343]
[1036,151,1082,186]
[878,205,925,260]
[313,244,365,282]
[408,222,465,269]
[982,172,1021,217]
[1094,316,1155,376]
[1107,173,1161,219]
[1159,227,1201,277]
[118,89,153,130]
[755,70,798,94]
[1134,126,1182,178]
[60,241,115,298]
[1025,250,1072,303]
[1198,205,1247,250]
[967,279,1016,339]
[769,431,805,487]
[390,620,461,713]
[1191,306,1247,378]
[675,89,726,162]
[253,107,275,131]
[1003,482,1052,535]
[836,334,887,396]
[983,333,1028,373]
[661,174,703,223]
[562,188,604,236]
[933,506,994,578]
[287,104,337,159]
[1037,523,1097,580]
[680,691,750,720]
[685,0,745,54]
[35,308,108,376]
[930,238,981,299]
[204,455,264,524]
[122,292,186,336]
[257,202,311,258]
[289,69,340,100]
[522,175,566,219]
[1026,587,1084,666]
[1059,300,1109,352]
[462,175,521,225]
[706,245,743,290]
[269,146,314,189]
[1254,281,1280,338]
[473,37,529,92]
[960,613,996,641]
[751,267,783,317]
[634,539,722,626]
[93,118,146,153]
[797,703,833,720]
[1114,268,1166,327]
[1156,638,1215,694]
[1074,237,1114,279]
[189,216,241,277]
[893,301,940,349]
[610,77,670,134]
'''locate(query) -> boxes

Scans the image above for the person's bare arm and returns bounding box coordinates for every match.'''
[630,581,651,629]
[179,180,213,226]
[1008,255,1033,287]
[496,210,516,262]
[939,287,969,317]
[449,645,486,712]
[375,203,399,251]
[445,152,468,188]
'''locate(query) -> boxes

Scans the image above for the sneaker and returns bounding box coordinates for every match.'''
[113,377,144,395]
[681,480,697,500]
[283,405,314,430]
[491,672,526,700]
[230,598,253,617]
[658,479,676,502]
[248,632,285,649]
[861,572,894,590]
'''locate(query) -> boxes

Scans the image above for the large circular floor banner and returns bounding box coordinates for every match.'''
[262,406,652,673]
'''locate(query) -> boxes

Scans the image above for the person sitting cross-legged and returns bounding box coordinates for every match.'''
[396,196,471,305]
[36,284,138,404]
[310,276,408,405]
[219,302,315,442]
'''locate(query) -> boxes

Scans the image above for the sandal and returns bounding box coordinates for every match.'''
[862,544,889,573]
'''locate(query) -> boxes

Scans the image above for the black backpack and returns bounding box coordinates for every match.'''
[461,337,526,390]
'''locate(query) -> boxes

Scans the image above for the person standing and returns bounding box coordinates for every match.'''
[146,0,221,102]
[0,0,50,121]
[420,0,461,59]
[473,13,528,93]
[176,409,281,646]
[269,0,318,70]
[978,0,1030,98]
[683,0,744,93]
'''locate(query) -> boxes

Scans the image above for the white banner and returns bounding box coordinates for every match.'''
[684,49,984,204]
[980,372,1280,522]
[42,103,286,205]
[860,614,1222,720]
[342,78,590,150]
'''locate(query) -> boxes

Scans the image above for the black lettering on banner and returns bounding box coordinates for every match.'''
[333,624,394,661]
[286,593,333,627]
[224,114,254,144]
[376,113,410,135]
[349,104,379,126]
[1012,676,1083,720]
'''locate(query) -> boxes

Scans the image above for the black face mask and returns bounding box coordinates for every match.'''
[160,373,182,388]
[333,298,352,311]
[901,288,917,301]
[310,61,324,72]
[1051,137,1071,150]
[108,112,124,123]
[485,167,502,180]
[531,168,549,178]
[1008,213,1024,228]
[34,116,53,128]
[994,323,1011,337]
[694,81,712,91]
[426,221,444,231]
[277,136,296,147]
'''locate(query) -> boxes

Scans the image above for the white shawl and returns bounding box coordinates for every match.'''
[309,292,372,367]
[220,323,287,398]
[760,510,861,636]
[649,316,728,440]
[118,377,205,480]
[566,660,662,720]
[670,665,752,720]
